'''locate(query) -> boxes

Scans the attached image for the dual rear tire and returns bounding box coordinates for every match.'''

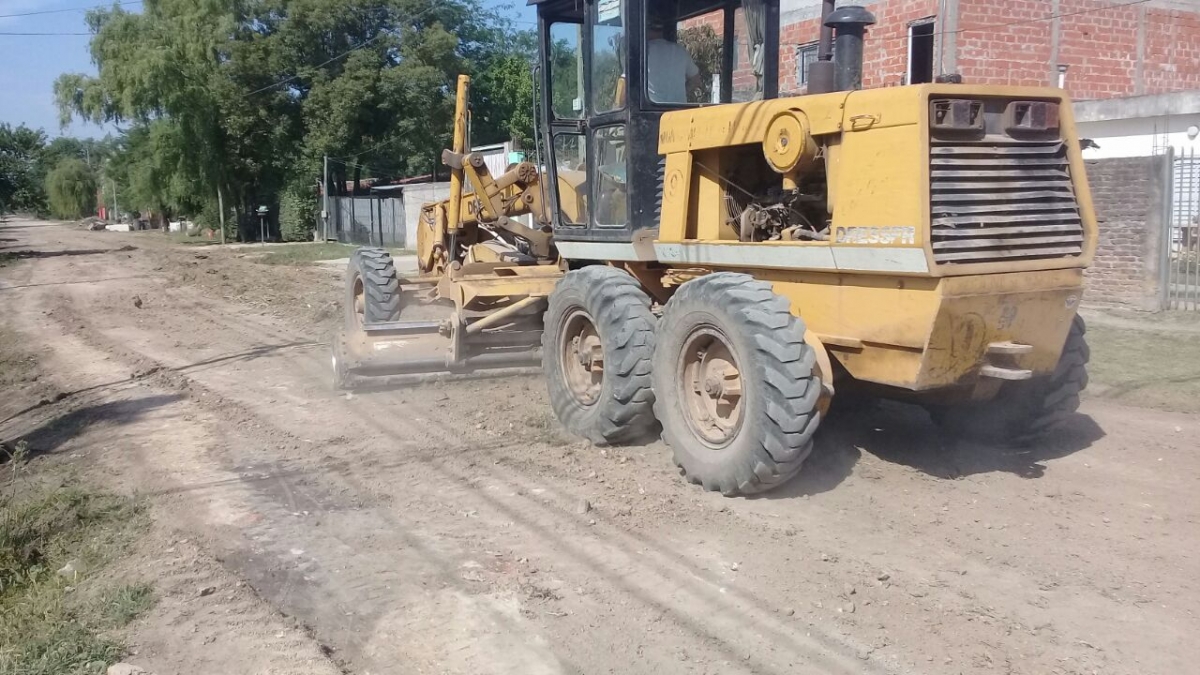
[543,269,822,496]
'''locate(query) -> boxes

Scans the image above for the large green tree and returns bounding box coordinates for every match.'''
[45,158,98,220]
[0,124,50,215]
[55,0,538,241]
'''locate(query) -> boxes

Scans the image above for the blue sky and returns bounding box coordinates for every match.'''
[0,0,106,138]
[0,0,537,139]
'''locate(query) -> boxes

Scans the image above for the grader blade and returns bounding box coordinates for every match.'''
[333,249,558,387]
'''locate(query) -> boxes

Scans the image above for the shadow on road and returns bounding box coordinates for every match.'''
[3,393,184,461]
[0,246,136,258]
[0,341,321,429]
[764,394,1105,498]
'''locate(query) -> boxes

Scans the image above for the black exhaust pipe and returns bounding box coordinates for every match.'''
[807,0,837,94]
[826,6,876,92]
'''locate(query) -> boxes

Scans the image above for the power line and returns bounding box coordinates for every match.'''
[348,135,403,159]
[0,1,141,19]
[242,33,386,97]
[243,1,443,98]
[326,156,367,169]
[0,31,91,35]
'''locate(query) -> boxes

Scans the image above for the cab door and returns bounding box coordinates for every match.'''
[541,15,588,231]
[586,0,631,238]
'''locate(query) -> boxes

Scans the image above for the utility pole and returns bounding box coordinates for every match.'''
[217,185,226,245]
[111,179,119,223]
[323,154,329,241]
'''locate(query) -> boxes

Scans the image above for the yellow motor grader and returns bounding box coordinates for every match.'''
[334,0,1095,495]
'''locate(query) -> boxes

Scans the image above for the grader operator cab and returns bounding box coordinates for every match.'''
[334,0,1096,496]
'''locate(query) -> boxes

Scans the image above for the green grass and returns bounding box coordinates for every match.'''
[1086,322,1200,414]
[0,454,154,675]
[254,242,360,265]
[164,230,220,247]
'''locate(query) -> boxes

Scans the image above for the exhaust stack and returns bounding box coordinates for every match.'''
[825,6,876,92]
[807,0,837,94]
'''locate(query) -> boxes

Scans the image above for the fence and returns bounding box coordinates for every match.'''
[322,196,405,248]
[1167,148,1200,310]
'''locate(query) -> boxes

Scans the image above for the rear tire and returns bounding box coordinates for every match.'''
[542,266,657,445]
[652,273,821,496]
[932,314,1089,443]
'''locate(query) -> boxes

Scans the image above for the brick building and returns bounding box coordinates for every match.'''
[773,0,1200,98]
[679,1,1200,155]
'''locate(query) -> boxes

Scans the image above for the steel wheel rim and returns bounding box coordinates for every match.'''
[678,326,743,449]
[559,308,603,407]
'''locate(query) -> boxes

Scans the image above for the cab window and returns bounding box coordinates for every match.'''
[591,0,626,114]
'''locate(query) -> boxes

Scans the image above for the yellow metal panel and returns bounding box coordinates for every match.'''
[658,153,692,242]
[692,150,736,241]
[831,344,926,389]
[840,87,923,130]
[831,124,924,236]
[1054,92,1099,267]
[447,75,470,233]
[657,92,849,154]
[759,271,941,350]
[920,270,1084,388]
[747,268,1083,390]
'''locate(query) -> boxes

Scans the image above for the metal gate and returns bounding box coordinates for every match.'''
[1166,148,1200,310]
[323,196,405,248]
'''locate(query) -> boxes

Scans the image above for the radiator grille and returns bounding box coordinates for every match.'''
[929,138,1084,264]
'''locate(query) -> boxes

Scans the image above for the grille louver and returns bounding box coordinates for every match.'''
[929,138,1084,264]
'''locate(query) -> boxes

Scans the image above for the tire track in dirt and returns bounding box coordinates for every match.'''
[30,267,904,673]
[8,222,1200,675]
[25,287,1120,674]
[27,290,580,674]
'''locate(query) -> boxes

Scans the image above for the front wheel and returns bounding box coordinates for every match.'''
[653,273,822,496]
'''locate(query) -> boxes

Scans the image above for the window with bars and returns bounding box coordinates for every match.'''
[796,42,818,88]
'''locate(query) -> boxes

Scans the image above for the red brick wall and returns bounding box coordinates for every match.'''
[860,0,940,88]
[780,17,822,93]
[1141,6,1200,96]
[780,0,938,92]
[953,0,1200,100]
[956,0,1056,88]
[1054,0,1140,98]
[686,0,1200,101]
[1084,155,1169,310]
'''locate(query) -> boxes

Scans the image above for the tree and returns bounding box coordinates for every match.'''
[53,0,538,241]
[0,124,49,215]
[470,31,538,148]
[45,158,97,220]
[679,25,722,103]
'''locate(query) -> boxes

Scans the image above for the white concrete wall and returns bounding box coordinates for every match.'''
[1078,115,1200,159]
[399,182,451,252]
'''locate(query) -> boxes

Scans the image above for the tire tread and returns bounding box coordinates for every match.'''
[653,273,821,496]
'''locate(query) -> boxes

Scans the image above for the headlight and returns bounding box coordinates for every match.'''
[930,99,984,131]
[1004,101,1060,134]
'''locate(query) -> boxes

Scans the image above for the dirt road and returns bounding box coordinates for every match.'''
[3,218,1197,675]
